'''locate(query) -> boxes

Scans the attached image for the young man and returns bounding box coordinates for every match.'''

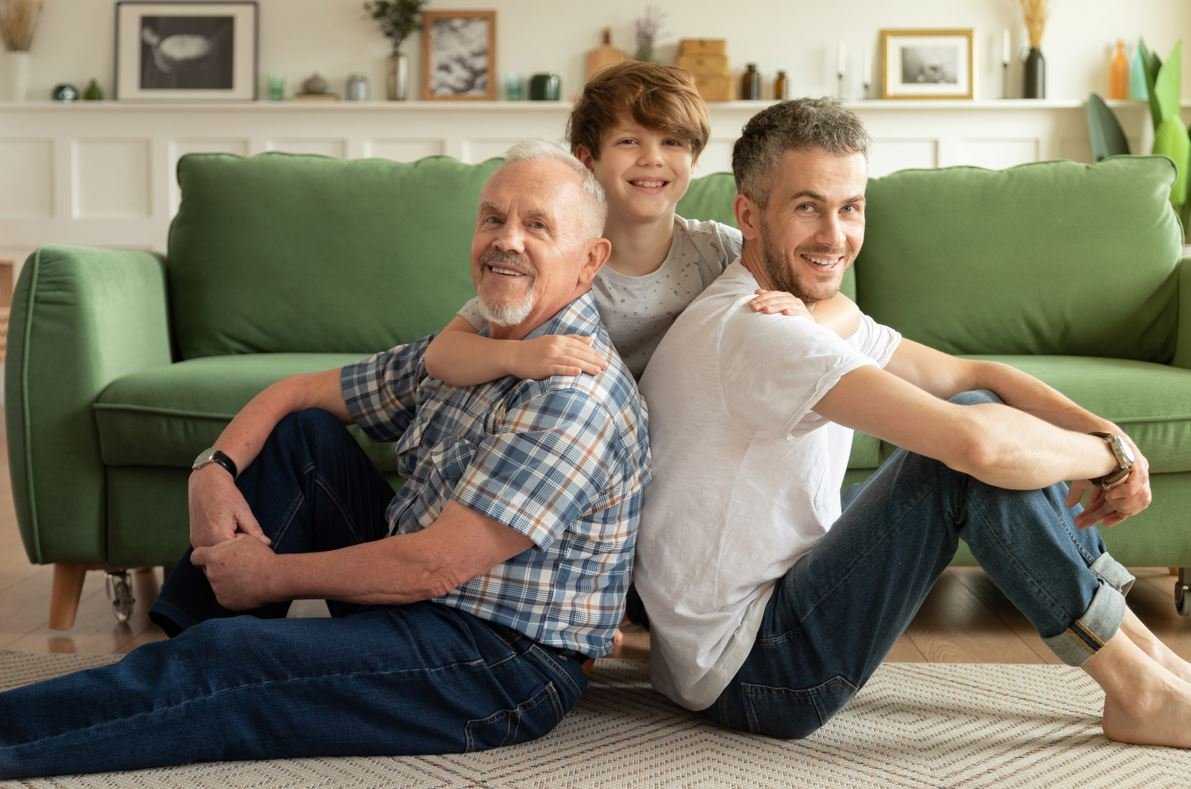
[635,98,1191,749]
[0,142,652,778]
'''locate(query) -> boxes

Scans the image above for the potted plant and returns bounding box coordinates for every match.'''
[364,0,427,100]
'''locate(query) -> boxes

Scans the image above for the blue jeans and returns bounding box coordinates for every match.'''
[705,391,1134,740]
[0,410,588,778]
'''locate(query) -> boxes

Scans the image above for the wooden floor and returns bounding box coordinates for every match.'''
[2,417,1190,661]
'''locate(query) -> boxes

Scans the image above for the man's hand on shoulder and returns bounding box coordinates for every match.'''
[1067,434,1153,529]
[191,534,277,610]
[188,465,271,549]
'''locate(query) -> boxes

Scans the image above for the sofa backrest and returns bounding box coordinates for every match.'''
[857,156,1183,361]
[168,153,500,359]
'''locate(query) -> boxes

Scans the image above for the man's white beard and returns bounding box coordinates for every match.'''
[477,292,535,326]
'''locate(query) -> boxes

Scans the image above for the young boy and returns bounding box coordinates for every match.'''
[425,61,860,383]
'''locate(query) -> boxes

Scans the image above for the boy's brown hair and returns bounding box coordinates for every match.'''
[567,61,710,162]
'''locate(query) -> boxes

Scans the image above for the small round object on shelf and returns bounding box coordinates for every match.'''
[52,83,80,102]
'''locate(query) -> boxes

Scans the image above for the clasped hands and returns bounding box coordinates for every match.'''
[1067,434,1152,529]
[187,466,275,610]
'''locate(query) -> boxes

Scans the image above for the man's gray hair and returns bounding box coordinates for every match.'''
[502,140,608,238]
[732,98,871,208]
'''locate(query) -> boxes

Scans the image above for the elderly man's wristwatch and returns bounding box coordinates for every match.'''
[1088,432,1135,490]
[192,447,238,479]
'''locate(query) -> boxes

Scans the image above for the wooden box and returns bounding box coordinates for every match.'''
[678,39,726,57]
[677,39,733,102]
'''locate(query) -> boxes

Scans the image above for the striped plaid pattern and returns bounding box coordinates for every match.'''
[341,293,650,657]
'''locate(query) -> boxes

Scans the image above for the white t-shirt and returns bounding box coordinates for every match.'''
[635,261,902,711]
[458,216,740,378]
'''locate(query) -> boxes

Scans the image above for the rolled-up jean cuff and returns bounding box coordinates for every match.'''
[1043,581,1126,667]
[1089,551,1135,595]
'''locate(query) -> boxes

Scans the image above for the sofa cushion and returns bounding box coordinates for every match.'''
[168,153,501,360]
[865,355,1191,474]
[95,354,399,472]
[857,156,1183,361]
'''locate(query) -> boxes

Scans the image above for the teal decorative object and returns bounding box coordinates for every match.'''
[51,83,78,101]
[1130,42,1148,100]
[1087,93,1130,162]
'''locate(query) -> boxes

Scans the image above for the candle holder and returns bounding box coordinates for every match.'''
[1001,62,1009,99]
[836,71,845,100]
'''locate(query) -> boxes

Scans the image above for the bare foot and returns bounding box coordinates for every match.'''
[1102,671,1191,749]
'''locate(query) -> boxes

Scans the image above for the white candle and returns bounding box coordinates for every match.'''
[862,50,870,83]
[838,42,846,75]
[1002,30,1011,65]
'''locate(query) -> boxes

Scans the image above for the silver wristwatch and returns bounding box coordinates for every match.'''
[1088,432,1135,490]
[192,447,238,479]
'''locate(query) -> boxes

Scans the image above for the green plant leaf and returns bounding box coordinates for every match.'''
[1181,195,1191,243]
[1154,114,1190,205]
[1153,41,1182,125]
[1139,38,1163,128]
[1086,93,1130,161]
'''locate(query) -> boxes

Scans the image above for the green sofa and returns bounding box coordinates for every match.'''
[8,152,1191,629]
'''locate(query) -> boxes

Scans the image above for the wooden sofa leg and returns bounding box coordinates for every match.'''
[49,563,88,630]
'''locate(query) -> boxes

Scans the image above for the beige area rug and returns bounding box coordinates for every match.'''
[2,650,1190,788]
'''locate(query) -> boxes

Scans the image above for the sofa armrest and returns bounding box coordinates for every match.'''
[5,245,172,564]
[1175,257,1191,370]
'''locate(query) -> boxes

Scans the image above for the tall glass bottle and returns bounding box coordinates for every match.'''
[1109,40,1129,100]
[773,70,789,100]
[741,64,761,100]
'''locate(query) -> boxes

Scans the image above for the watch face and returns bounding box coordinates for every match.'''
[1113,436,1136,466]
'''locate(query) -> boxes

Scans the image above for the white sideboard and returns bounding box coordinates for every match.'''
[0,99,1173,268]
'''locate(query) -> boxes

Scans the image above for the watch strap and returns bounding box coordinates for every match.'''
[194,448,238,479]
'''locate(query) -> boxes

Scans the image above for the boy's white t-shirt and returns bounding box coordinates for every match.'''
[457,216,741,378]
[635,261,901,711]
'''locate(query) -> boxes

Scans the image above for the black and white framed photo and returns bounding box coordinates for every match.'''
[421,10,496,101]
[879,29,973,100]
[115,2,258,100]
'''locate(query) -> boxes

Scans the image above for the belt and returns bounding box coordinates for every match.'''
[552,646,590,663]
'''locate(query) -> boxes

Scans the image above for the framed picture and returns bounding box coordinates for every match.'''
[421,10,496,101]
[115,2,258,100]
[879,29,973,100]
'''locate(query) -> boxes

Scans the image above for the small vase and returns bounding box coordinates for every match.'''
[386,51,409,101]
[2,51,31,102]
[1023,47,1046,99]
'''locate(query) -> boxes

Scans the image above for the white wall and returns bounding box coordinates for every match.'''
[14,0,1191,103]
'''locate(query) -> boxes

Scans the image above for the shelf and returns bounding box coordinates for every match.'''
[0,98,1183,112]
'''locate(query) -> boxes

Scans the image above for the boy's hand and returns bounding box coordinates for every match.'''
[750,288,812,319]
[512,335,609,379]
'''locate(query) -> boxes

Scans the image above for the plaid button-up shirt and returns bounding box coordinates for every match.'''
[341,292,651,657]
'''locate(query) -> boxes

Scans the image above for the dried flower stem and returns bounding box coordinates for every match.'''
[1019,0,1048,48]
[0,0,42,52]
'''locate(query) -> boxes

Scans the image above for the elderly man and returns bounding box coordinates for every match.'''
[0,141,650,778]
[635,98,1191,749]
